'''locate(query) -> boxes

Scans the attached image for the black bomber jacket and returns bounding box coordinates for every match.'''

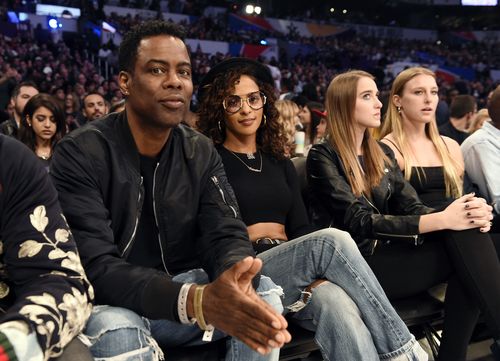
[50,111,254,322]
[307,141,434,256]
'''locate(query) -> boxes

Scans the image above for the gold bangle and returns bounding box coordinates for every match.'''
[194,285,210,331]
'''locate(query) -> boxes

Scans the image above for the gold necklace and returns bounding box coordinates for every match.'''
[37,150,51,160]
[227,149,263,172]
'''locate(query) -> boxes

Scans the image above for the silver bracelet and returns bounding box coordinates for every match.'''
[177,283,195,325]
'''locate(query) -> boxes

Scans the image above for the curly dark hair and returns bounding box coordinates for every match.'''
[196,66,286,159]
[119,20,187,73]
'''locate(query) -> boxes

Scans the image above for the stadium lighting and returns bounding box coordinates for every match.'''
[342,9,347,14]
[330,7,335,13]
[47,16,60,29]
[245,3,262,15]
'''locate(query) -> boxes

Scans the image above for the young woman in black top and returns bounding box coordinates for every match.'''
[197,58,427,361]
[307,69,500,361]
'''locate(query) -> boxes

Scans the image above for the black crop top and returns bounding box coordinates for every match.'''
[217,146,310,240]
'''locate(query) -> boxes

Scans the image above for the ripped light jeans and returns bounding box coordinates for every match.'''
[81,271,283,361]
[258,228,428,361]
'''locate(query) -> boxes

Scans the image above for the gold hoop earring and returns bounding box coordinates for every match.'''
[218,120,222,133]
[262,114,267,127]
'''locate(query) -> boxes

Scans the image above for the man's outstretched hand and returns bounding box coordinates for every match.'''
[187,257,291,355]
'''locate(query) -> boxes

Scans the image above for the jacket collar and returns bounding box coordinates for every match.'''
[113,111,199,170]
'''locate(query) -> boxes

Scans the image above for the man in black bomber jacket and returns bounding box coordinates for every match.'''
[50,20,290,360]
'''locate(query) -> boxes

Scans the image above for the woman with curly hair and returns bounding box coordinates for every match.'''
[197,57,427,361]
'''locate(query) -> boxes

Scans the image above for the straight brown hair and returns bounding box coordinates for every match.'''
[325,70,390,197]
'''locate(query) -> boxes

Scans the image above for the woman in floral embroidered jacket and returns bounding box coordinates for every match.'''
[0,134,93,360]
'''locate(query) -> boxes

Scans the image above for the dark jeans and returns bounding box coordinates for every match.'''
[367,229,500,361]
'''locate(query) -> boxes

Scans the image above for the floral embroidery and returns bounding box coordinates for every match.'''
[16,206,94,360]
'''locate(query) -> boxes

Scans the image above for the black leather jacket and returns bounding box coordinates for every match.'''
[307,141,434,256]
[51,111,254,321]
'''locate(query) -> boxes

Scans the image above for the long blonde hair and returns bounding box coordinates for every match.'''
[325,70,390,197]
[379,67,463,198]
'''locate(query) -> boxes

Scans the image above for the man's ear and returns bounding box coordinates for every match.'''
[119,71,131,96]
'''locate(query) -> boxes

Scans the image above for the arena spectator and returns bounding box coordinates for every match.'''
[82,92,108,122]
[64,92,82,131]
[439,95,476,145]
[275,99,300,156]
[462,86,500,222]
[279,77,295,100]
[0,81,39,137]
[18,94,67,170]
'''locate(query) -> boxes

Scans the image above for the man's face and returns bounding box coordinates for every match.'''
[12,86,39,118]
[119,35,193,130]
[83,94,107,121]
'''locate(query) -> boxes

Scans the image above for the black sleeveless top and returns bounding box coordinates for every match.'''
[384,138,453,209]
[408,166,452,209]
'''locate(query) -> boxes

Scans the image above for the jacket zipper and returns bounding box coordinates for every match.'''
[375,232,420,246]
[121,176,143,256]
[153,163,170,275]
[362,193,420,246]
[362,193,382,214]
[211,176,238,218]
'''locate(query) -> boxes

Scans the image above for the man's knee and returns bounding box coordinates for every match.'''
[256,275,284,314]
[83,306,161,360]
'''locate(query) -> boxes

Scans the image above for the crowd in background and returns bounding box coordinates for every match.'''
[1,0,500,127]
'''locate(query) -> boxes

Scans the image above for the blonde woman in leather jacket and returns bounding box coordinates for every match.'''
[307,70,500,361]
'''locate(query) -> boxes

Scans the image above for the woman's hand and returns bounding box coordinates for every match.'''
[442,193,493,232]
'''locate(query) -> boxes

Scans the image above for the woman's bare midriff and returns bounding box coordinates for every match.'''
[247,222,288,242]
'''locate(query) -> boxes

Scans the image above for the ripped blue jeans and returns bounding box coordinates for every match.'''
[258,228,428,361]
[81,271,283,361]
